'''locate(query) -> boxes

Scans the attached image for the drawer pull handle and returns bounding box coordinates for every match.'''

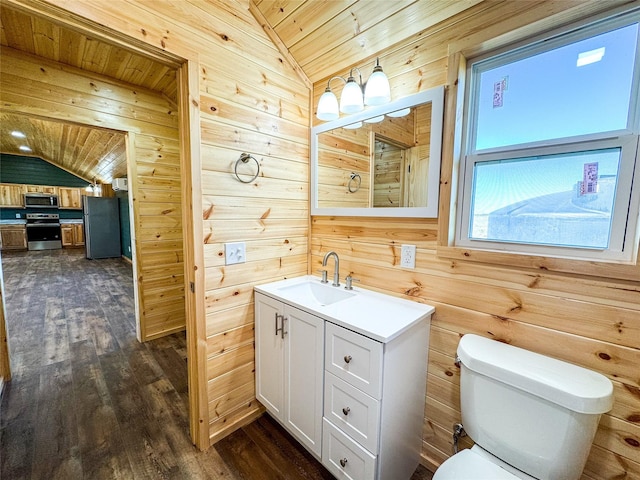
[340,458,348,468]
[342,407,350,416]
[344,355,352,364]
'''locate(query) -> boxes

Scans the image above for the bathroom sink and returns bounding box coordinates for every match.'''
[255,275,435,343]
[278,280,355,306]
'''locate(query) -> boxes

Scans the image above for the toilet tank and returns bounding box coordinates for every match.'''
[457,335,613,480]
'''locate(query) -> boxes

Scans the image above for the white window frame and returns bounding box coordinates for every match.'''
[455,11,640,264]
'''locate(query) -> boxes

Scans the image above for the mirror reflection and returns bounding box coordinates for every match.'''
[317,103,431,209]
[311,87,444,217]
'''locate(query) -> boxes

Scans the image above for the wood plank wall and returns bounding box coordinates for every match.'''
[0,46,184,341]
[310,1,640,479]
[36,0,311,445]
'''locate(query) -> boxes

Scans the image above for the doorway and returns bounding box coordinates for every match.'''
[0,3,202,448]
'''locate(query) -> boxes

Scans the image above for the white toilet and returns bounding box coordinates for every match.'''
[434,334,613,480]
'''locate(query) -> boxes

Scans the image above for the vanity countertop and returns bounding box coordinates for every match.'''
[255,275,434,343]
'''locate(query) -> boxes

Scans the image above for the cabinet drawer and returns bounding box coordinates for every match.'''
[325,322,383,398]
[324,372,380,453]
[322,418,376,480]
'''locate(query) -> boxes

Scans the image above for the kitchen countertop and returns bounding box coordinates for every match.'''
[0,219,27,225]
[59,219,83,224]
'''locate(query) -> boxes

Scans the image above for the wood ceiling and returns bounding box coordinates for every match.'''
[0,4,177,184]
[249,0,484,84]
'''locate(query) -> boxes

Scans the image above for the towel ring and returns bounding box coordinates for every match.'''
[234,153,260,183]
[347,172,361,193]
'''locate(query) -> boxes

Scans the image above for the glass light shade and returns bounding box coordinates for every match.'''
[387,107,411,118]
[364,66,390,106]
[343,122,363,130]
[340,77,364,114]
[317,89,339,121]
[364,115,385,124]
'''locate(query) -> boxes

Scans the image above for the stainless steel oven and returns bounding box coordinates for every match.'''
[26,213,62,250]
[24,193,59,209]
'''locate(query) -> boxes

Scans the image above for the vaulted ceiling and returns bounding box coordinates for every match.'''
[1,0,482,184]
[249,0,483,83]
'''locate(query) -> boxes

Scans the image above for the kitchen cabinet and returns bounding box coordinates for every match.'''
[0,183,25,207]
[0,225,27,250]
[58,187,83,209]
[25,184,59,195]
[61,222,84,247]
[255,292,324,457]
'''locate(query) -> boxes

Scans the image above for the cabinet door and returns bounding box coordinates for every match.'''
[59,187,82,209]
[0,184,25,207]
[255,293,285,420]
[73,223,85,246]
[25,185,58,195]
[0,227,27,250]
[61,226,74,247]
[284,305,324,457]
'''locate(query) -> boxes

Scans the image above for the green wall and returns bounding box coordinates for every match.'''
[116,191,132,260]
[1,154,89,187]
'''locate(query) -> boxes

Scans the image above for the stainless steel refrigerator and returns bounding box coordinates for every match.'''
[83,196,121,259]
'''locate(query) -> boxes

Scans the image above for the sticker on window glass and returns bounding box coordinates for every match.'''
[492,77,508,108]
[580,162,599,195]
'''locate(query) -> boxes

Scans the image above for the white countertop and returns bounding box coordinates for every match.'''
[60,219,83,224]
[255,275,435,343]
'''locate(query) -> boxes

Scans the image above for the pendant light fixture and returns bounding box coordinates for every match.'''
[316,58,391,121]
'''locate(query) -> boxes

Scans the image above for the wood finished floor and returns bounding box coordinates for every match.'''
[0,249,434,480]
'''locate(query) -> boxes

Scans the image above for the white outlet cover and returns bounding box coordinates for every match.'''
[401,244,416,269]
[225,242,246,265]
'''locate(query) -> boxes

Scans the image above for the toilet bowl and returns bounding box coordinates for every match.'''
[433,334,613,480]
[434,446,538,480]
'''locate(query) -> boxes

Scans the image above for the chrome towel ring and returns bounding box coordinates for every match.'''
[234,153,260,183]
[348,172,361,193]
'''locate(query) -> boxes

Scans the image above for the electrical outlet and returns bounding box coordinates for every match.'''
[400,244,416,269]
[225,242,246,265]
[15,213,21,219]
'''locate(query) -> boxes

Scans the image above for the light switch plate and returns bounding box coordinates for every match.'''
[400,244,416,269]
[225,242,246,265]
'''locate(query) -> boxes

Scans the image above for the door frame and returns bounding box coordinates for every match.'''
[1,0,206,450]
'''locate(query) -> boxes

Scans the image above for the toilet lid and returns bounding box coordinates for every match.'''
[434,450,519,480]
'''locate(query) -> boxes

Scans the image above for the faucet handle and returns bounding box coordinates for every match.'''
[317,270,328,283]
[344,275,360,290]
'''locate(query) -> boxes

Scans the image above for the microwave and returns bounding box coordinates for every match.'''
[24,193,59,209]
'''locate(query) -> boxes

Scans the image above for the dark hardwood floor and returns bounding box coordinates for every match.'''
[0,249,434,480]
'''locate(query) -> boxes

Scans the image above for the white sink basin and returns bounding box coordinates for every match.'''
[279,281,355,306]
[255,275,435,343]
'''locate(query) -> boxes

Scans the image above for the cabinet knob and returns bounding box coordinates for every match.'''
[342,407,350,416]
[344,355,352,364]
[340,458,348,468]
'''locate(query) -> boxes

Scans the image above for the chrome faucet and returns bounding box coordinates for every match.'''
[322,251,340,287]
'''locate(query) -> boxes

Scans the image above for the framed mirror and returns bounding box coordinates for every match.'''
[311,86,444,217]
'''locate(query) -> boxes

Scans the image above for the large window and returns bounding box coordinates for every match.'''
[457,12,640,263]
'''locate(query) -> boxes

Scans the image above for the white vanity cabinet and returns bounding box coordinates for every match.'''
[322,320,429,480]
[255,276,433,480]
[255,292,324,457]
